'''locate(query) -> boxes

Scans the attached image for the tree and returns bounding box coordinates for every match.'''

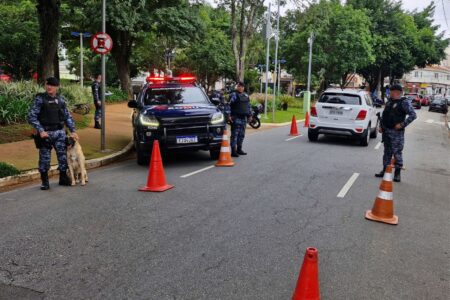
[219,0,265,81]
[0,0,39,80]
[36,0,61,84]
[283,1,374,90]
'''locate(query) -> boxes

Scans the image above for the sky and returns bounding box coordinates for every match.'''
[207,0,450,38]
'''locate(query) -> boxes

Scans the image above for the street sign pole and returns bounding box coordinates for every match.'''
[305,32,315,114]
[80,33,84,88]
[272,0,281,123]
[263,3,271,119]
[101,0,106,151]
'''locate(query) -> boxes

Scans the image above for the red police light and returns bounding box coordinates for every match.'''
[146,76,166,83]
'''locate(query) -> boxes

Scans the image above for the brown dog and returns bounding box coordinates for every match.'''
[66,137,88,186]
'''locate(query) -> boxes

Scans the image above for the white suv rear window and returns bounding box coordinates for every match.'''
[319,93,361,105]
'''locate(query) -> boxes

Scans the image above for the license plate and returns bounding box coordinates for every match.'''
[329,110,343,115]
[176,136,198,144]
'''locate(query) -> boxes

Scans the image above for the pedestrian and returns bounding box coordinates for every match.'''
[375,84,417,182]
[28,77,79,190]
[92,73,102,129]
[227,81,252,157]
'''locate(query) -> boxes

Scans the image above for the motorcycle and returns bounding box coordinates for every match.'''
[248,103,263,129]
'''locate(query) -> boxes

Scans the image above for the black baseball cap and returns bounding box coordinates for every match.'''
[45,77,60,86]
[236,81,245,87]
[390,84,403,92]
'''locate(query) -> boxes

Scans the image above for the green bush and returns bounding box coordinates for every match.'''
[0,81,91,125]
[106,87,129,103]
[279,95,302,109]
[0,162,20,178]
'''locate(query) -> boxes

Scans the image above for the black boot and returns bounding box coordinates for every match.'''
[231,147,239,158]
[394,168,401,182]
[59,171,71,186]
[375,170,385,178]
[94,121,102,129]
[40,172,50,190]
[237,147,247,155]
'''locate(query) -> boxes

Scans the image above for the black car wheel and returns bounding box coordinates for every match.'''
[308,130,319,142]
[249,117,261,129]
[210,148,221,160]
[370,122,378,139]
[360,128,370,147]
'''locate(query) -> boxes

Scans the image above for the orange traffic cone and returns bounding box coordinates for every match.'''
[365,163,398,225]
[215,129,235,167]
[289,115,300,136]
[139,140,174,192]
[304,111,310,128]
[292,247,320,300]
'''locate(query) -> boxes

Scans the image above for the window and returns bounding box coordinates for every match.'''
[365,95,373,106]
[447,75,450,81]
[143,86,209,106]
[434,73,439,79]
[414,71,419,77]
[319,93,361,105]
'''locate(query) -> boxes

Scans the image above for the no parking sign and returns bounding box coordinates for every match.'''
[90,32,113,55]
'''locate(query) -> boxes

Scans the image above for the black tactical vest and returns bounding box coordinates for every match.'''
[230,92,250,116]
[38,94,65,127]
[382,98,406,129]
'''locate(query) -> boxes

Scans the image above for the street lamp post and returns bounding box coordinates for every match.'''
[101,0,106,151]
[272,0,281,123]
[263,3,272,119]
[71,32,92,88]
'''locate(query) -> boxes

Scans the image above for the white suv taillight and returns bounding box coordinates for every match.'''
[310,107,317,117]
[356,110,367,120]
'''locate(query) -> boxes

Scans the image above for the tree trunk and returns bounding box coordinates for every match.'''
[36,0,61,85]
[110,30,133,98]
[53,49,60,81]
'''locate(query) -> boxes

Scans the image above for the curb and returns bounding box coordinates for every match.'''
[0,141,134,189]
[261,119,305,127]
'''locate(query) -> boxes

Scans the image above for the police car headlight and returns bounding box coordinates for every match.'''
[210,112,224,124]
[139,114,159,129]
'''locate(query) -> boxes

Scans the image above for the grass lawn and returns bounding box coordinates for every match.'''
[260,107,305,123]
[0,112,92,144]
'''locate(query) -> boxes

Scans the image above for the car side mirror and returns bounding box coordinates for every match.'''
[210,98,220,106]
[128,100,139,108]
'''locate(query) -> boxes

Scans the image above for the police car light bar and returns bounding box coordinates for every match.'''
[146,75,196,84]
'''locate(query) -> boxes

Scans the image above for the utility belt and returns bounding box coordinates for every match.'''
[231,114,248,119]
[43,124,64,131]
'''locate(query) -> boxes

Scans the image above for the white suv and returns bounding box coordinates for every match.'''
[308,89,379,146]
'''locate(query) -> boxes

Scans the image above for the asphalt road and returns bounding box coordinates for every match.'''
[1,109,449,300]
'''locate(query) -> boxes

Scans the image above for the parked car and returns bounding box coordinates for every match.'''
[308,89,379,146]
[419,94,430,106]
[446,96,450,106]
[404,93,421,109]
[428,97,448,114]
[128,75,226,165]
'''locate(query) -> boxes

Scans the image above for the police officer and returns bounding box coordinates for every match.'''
[375,84,416,182]
[28,77,79,190]
[92,73,102,129]
[228,81,252,157]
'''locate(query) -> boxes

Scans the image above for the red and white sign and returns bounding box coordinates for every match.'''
[90,32,113,55]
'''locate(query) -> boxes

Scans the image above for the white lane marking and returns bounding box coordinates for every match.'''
[180,165,215,178]
[374,141,382,150]
[285,135,302,141]
[337,173,360,198]
[425,119,434,124]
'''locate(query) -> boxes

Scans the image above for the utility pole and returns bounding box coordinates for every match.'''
[263,3,271,119]
[305,31,315,115]
[272,0,281,123]
[101,0,106,151]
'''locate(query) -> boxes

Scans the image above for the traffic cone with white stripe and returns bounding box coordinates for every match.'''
[215,129,235,167]
[365,163,398,225]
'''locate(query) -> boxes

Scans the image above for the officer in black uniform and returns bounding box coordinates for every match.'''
[28,77,79,190]
[91,73,102,129]
[227,81,252,157]
[375,84,416,182]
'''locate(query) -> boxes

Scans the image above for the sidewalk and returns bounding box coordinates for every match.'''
[0,103,132,171]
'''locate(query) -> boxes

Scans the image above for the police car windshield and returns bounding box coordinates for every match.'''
[143,87,209,105]
[319,93,361,105]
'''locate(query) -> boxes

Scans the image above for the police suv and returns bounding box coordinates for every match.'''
[308,89,379,146]
[128,75,226,164]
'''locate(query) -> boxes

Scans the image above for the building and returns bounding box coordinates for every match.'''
[402,46,450,95]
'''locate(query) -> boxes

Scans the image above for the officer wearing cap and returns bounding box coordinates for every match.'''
[92,73,102,129]
[28,77,79,190]
[227,81,252,157]
[375,84,416,182]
